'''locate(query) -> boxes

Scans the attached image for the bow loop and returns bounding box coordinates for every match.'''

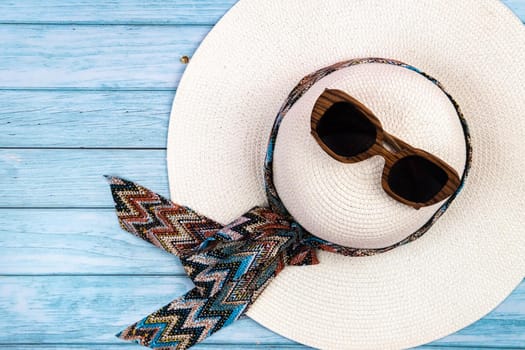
[107,178,322,350]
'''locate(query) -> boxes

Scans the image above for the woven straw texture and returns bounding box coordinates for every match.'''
[167,0,525,348]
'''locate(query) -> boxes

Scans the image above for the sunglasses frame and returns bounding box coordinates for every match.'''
[311,89,461,210]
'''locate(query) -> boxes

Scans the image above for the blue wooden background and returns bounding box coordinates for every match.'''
[0,1,524,349]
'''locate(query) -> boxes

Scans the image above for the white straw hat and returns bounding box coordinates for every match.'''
[166,0,525,348]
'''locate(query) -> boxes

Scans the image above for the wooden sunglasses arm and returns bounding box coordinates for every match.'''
[382,132,407,153]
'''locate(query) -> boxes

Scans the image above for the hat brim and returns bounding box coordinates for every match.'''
[167,0,525,348]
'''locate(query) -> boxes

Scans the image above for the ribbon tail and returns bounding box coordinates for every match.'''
[105,176,223,257]
[116,284,248,350]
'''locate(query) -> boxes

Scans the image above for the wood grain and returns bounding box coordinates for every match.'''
[0,347,497,350]
[0,25,210,89]
[0,346,312,350]
[0,347,508,350]
[0,276,290,345]
[0,209,186,275]
[0,0,521,25]
[13,345,494,350]
[0,90,172,148]
[0,276,523,347]
[0,0,238,25]
[0,149,168,207]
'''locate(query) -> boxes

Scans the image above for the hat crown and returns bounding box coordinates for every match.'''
[273,62,467,248]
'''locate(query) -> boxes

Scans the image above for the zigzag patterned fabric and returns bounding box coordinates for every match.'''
[107,177,318,350]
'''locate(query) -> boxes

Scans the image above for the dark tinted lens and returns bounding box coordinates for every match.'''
[388,155,449,203]
[316,102,377,157]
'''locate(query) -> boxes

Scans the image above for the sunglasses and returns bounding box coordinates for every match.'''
[310,89,461,209]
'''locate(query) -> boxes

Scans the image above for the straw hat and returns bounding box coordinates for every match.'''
[166,0,525,348]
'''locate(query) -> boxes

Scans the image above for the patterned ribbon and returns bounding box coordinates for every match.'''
[108,177,321,349]
[107,58,471,350]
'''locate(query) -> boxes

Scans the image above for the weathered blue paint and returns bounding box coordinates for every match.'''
[0,1,524,349]
[0,90,173,148]
[0,0,522,25]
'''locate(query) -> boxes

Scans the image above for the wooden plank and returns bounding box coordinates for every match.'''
[0,209,186,275]
[0,149,168,208]
[0,0,238,25]
[0,275,523,347]
[0,25,210,89]
[0,275,294,345]
[0,0,522,25]
[0,90,171,148]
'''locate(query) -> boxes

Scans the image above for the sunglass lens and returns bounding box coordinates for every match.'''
[316,102,377,157]
[388,155,449,204]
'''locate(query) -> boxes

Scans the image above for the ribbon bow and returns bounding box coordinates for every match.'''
[108,176,322,350]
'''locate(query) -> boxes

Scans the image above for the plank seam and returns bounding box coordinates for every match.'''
[0,21,522,26]
[0,343,306,348]
[0,343,520,349]
[0,207,115,210]
[0,147,167,150]
[0,22,215,26]
[0,88,177,92]
[0,206,115,210]
[0,273,188,277]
